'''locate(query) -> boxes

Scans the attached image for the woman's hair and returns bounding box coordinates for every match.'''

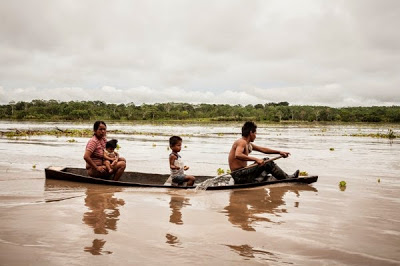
[93,121,107,131]
[106,139,118,149]
[242,121,257,137]
[169,136,182,147]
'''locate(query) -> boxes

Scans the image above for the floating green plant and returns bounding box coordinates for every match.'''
[330,148,335,151]
[339,180,346,191]
[299,171,308,176]
[116,144,121,150]
[32,164,36,169]
[377,178,381,183]
[217,168,225,175]
[67,139,77,143]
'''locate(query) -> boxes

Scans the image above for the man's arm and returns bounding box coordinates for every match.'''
[235,140,264,165]
[251,143,290,158]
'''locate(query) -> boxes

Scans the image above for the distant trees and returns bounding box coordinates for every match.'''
[0,100,399,123]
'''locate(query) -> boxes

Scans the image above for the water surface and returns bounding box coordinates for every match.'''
[0,121,399,265]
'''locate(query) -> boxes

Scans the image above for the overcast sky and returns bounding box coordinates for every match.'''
[0,0,399,107]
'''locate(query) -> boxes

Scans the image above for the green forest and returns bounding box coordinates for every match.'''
[1,100,400,123]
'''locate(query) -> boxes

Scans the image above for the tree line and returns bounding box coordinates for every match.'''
[1,100,400,123]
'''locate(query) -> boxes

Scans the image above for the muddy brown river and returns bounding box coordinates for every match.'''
[0,121,399,265]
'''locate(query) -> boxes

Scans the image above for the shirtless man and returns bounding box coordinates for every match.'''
[228,121,299,184]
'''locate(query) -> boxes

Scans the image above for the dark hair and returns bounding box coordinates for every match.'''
[106,139,118,149]
[169,136,182,147]
[93,121,107,131]
[242,121,257,137]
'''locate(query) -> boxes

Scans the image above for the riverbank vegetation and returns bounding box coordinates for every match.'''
[1,100,400,123]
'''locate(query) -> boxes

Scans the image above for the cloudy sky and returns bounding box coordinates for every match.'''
[0,0,399,107]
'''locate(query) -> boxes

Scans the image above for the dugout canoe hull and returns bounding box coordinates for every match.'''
[44,167,318,190]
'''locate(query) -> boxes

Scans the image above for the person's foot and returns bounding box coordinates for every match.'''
[288,170,300,179]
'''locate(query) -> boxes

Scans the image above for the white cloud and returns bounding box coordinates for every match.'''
[0,0,399,107]
[1,84,398,107]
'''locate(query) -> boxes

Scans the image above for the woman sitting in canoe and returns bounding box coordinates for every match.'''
[83,121,126,181]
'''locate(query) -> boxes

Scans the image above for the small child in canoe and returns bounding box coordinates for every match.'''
[169,136,195,186]
[103,139,125,173]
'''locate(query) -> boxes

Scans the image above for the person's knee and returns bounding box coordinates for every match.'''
[119,161,126,169]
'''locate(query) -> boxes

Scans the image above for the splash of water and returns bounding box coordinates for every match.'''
[195,174,233,191]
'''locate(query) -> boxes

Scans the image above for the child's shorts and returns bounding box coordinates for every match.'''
[172,175,186,184]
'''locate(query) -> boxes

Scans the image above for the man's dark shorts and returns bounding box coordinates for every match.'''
[231,158,275,184]
[172,175,186,184]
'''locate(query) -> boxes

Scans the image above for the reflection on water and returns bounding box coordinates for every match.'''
[223,185,318,231]
[84,239,112,255]
[226,244,281,263]
[168,193,191,225]
[165,192,190,248]
[82,187,125,255]
[165,233,182,248]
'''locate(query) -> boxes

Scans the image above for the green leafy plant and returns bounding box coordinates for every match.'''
[299,171,308,176]
[339,180,347,191]
[217,168,225,175]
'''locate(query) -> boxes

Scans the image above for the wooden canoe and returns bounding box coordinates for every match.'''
[44,167,318,190]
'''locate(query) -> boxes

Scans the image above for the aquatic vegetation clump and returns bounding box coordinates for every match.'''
[299,171,308,176]
[339,180,347,191]
[349,129,398,139]
[330,148,335,151]
[2,129,94,138]
[217,168,225,175]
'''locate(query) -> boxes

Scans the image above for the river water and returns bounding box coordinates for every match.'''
[0,121,399,265]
